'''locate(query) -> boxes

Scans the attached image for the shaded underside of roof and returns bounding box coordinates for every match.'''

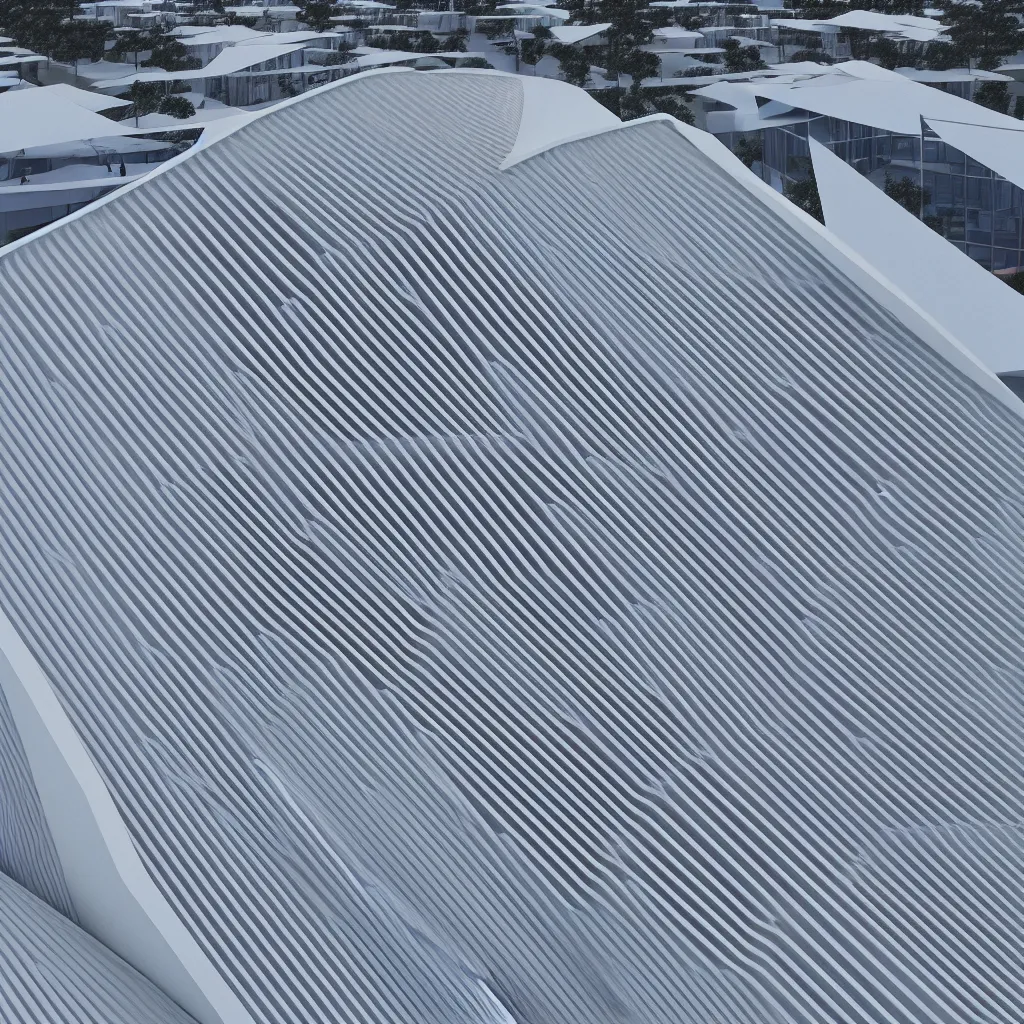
[0,69,1022,1024]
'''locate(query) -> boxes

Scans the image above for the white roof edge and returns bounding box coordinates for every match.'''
[0,609,257,1024]
[0,67,425,259]
[501,108,664,171]
[498,74,619,171]
[675,123,1024,419]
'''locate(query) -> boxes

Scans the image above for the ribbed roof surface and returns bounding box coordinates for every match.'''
[0,69,1022,1024]
[0,872,198,1024]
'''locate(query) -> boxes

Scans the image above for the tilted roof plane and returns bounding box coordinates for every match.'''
[0,68,1021,1024]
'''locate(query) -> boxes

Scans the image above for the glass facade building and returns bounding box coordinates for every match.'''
[761,116,1024,273]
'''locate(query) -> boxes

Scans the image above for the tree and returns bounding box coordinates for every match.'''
[622,47,659,83]
[448,26,469,52]
[722,38,766,73]
[619,86,647,119]
[158,94,196,119]
[49,20,109,66]
[479,18,514,39]
[784,173,824,222]
[108,28,151,67]
[549,42,591,87]
[124,80,163,125]
[884,172,930,215]
[298,0,335,32]
[0,0,110,61]
[1014,96,1024,119]
[310,45,353,65]
[789,48,835,64]
[942,0,1024,70]
[602,0,653,82]
[143,28,201,71]
[520,32,547,67]
[416,30,439,52]
[675,65,715,78]
[734,134,762,168]
[870,36,901,69]
[459,56,493,68]
[974,79,1011,113]
[784,0,922,13]
[646,88,693,124]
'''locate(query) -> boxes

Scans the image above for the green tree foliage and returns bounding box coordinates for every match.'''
[623,46,659,82]
[549,41,591,86]
[108,27,151,65]
[50,20,108,63]
[646,88,694,123]
[619,86,647,119]
[1003,270,1024,293]
[974,79,1011,113]
[158,94,196,118]
[122,79,162,124]
[602,0,652,81]
[309,45,353,65]
[0,1,112,62]
[784,173,824,222]
[416,30,438,52]
[789,48,835,64]
[367,30,412,48]
[298,0,335,32]
[448,26,469,52]
[870,36,902,69]
[1014,95,1024,118]
[143,28,201,71]
[520,33,547,66]
[605,84,693,122]
[784,0,923,13]
[722,38,766,73]
[676,64,715,77]
[942,0,1024,70]
[884,172,930,214]
[479,17,514,39]
[780,0,846,18]
[459,56,493,68]
[734,134,762,168]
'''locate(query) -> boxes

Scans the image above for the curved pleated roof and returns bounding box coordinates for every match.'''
[0,69,1021,1024]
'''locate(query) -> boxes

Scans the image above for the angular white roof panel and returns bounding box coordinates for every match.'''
[36,82,133,111]
[179,25,272,46]
[0,86,138,152]
[0,68,1021,1024]
[748,75,1024,135]
[928,117,1024,193]
[102,42,309,86]
[810,136,1024,375]
[816,10,944,39]
[771,18,833,32]
[499,72,619,167]
[548,22,611,43]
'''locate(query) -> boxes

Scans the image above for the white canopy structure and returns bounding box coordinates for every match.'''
[34,82,133,113]
[744,71,1024,136]
[548,22,611,44]
[815,10,946,41]
[927,117,1024,193]
[99,42,309,89]
[0,86,138,153]
[811,137,1024,375]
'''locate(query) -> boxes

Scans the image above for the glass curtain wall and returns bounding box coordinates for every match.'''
[762,117,1024,273]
